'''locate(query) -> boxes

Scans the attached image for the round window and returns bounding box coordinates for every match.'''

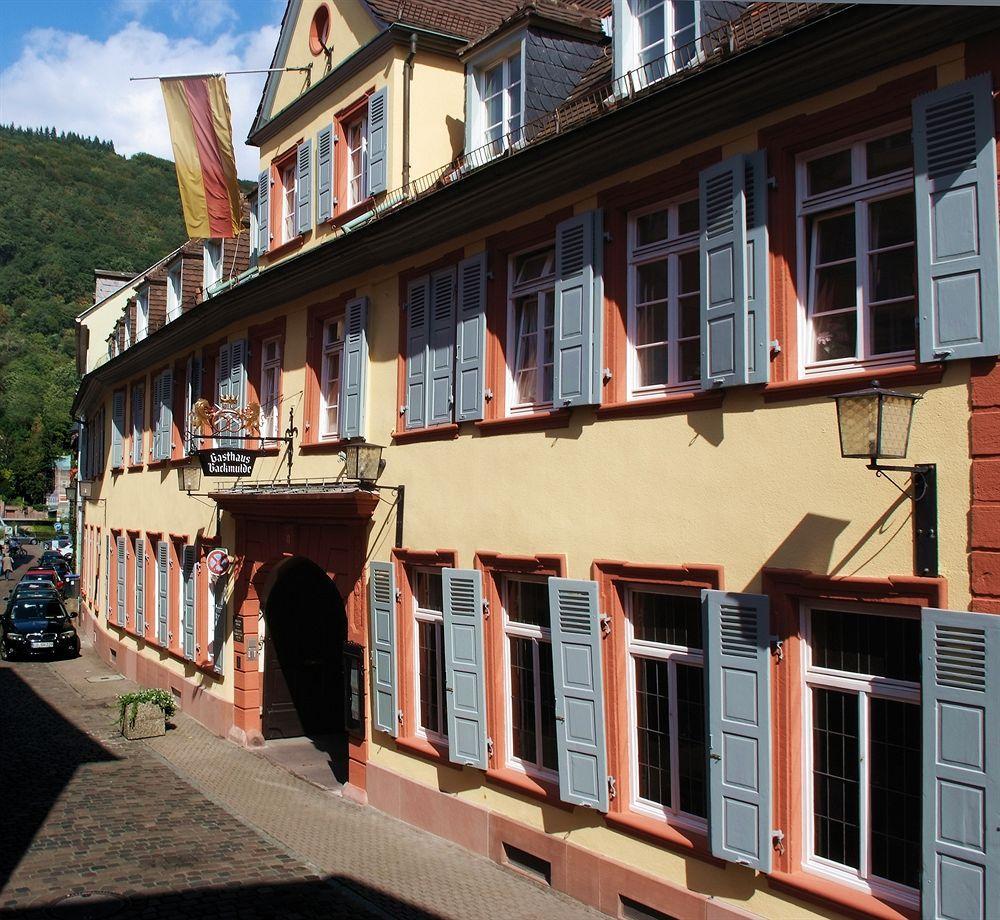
[309,5,331,56]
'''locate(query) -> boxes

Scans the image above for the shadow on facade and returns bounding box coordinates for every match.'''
[0,668,119,892]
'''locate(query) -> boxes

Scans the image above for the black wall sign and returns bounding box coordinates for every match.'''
[198,448,257,477]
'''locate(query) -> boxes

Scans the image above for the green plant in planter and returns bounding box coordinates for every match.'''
[117,688,177,729]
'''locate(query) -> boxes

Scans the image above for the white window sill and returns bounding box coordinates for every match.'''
[801,350,916,378]
[802,859,918,910]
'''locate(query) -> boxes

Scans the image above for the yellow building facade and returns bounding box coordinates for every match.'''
[73,3,1000,919]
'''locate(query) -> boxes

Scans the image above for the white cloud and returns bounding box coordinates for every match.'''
[0,21,279,179]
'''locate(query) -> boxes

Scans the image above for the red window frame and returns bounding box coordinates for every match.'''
[303,292,355,450]
[392,548,459,764]
[475,551,567,806]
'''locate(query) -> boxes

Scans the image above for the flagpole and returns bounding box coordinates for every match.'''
[129,66,311,82]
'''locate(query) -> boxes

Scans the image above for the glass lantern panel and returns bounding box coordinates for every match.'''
[877,395,914,459]
[836,395,879,458]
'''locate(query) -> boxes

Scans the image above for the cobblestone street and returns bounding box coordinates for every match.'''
[0,558,597,920]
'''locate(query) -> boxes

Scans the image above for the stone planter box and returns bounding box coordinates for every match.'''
[120,701,166,740]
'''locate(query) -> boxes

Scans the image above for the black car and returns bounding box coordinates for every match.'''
[7,581,61,605]
[39,552,71,573]
[0,595,80,660]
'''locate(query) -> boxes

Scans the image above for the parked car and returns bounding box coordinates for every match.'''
[7,581,60,605]
[39,553,72,576]
[0,595,79,660]
[49,537,73,559]
[23,567,66,596]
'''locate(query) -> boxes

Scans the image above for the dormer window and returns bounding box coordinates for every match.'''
[136,287,149,342]
[482,51,523,153]
[203,240,223,291]
[466,38,525,159]
[616,0,700,84]
[166,262,182,323]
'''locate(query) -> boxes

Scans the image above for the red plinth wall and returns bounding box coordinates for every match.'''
[970,357,1000,611]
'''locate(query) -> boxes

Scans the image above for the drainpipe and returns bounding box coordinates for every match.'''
[403,32,417,195]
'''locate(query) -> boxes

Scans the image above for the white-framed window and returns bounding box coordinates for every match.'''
[346,115,368,207]
[123,317,132,350]
[797,125,916,375]
[507,245,555,413]
[166,262,182,322]
[479,49,523,154]
[319,316,344,439]
[136,287,149,342]
[260,337,282,441]
[625,586,707,825]
[627,196,701,396]
[502,575,557,776]
[412,568,448,740]
[203,240,223,290]
[620,0,699,85]
[281,161,297,242]
[802,602,921,904]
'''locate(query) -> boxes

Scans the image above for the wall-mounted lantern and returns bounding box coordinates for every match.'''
[831,381,937,577]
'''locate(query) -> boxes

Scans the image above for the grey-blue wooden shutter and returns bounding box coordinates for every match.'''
[134,538,145,634]
[156,540,169,645]
[257,169,269,254]
[111,390,125,468]
[913,74,1000,362]
[159,369,173,460]
[703,589,772,871]
[553,210,602,407]
[368,561,398,736]
[215,344,231,448]
[367,86,388,195]
[744,151,770,385]
[222,340,246,448]
[212,576,227,672]
[150,375,162,461]
[131,383,144,464]
[429,268,456,426]
[700,155,749,389]
[229,340,247,410]
[922,607,1000,920]
[456,253,487,422]
[549,577,609,811]
[405,276,429,429]
[340,296,368,440]
[182,545,196,659]
[295,138,312,234]
[442,567,488,769]
[316,124,334,223]
[116,535,126,626]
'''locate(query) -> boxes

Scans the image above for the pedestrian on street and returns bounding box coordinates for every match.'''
[1,547,12,580]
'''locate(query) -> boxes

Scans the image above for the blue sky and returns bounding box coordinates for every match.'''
[0,0,286,177]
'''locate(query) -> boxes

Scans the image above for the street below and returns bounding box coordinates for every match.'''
[0,549,598,920]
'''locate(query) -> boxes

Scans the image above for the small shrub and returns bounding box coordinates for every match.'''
[117,688,177,729]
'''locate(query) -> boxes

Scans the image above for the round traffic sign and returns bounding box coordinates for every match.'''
[206,549,230,577]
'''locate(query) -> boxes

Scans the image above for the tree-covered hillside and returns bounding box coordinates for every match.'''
[0,125,191,503]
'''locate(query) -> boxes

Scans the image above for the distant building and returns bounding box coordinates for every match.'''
[47,454,73,520]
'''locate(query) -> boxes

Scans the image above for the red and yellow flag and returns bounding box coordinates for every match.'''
[160,75,242,239]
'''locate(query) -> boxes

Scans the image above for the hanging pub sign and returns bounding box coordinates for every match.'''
[188,397,262,477]
[198,448,256,477]
[187,396,299,485]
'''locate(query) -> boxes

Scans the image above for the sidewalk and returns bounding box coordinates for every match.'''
[41,643,601,920]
